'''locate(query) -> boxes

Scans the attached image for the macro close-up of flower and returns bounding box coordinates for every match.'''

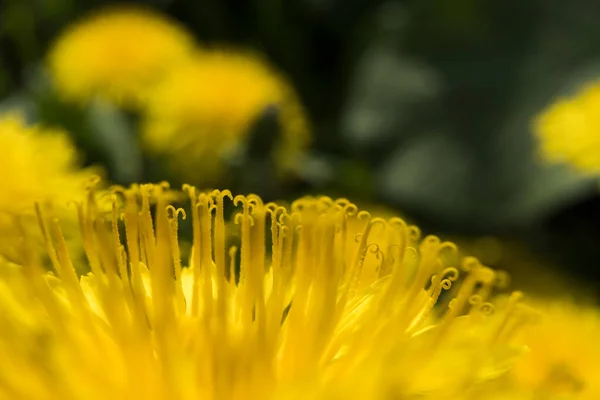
[142,50,310,185]
[0,113,99,262]
[3,1,600,399]
[47,6,196,107]
[534,81,600,175]
[0,183,532,399]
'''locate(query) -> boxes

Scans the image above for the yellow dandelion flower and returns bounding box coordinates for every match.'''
[534,82,600,174]
[142,50,310,184]
[0,182,531,399]
[511,300,600,399]
[47,6,195,106]
[0,113,100,262]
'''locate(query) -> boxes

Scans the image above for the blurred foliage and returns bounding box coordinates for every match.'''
[2,0,600,291]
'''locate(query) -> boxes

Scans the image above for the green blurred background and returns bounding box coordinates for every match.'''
[1,0,599,295]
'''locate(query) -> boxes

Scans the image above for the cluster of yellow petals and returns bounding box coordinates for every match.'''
[142,50,310,184]
[0,182,534,399]
[0,114,98,262]
[534,82,600,174]
[47,6,196,106]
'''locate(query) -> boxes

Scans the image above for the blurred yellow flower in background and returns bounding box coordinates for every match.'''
[143,50,310,185]
[511,300,600,399]
[0,184,529,399]
[534,82,600,175]
[0,113,99,262]
[47,6,195,107]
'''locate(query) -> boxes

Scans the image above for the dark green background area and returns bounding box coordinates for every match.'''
[1,0,600,294]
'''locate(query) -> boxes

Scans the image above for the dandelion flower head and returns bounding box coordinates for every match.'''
[511,300,600,399]
[142,50,310,184]
[0,113,99,261]
[47,6,195,106]
[534,81,600,175]
[0,183,532,399]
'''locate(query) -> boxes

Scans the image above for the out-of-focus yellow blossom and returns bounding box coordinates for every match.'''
[0,183,531,399]
[47,6,195,107]
[0,114,99,262]
[534,82,600,174]
[510,301,600,400]
[142,50,310,184]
